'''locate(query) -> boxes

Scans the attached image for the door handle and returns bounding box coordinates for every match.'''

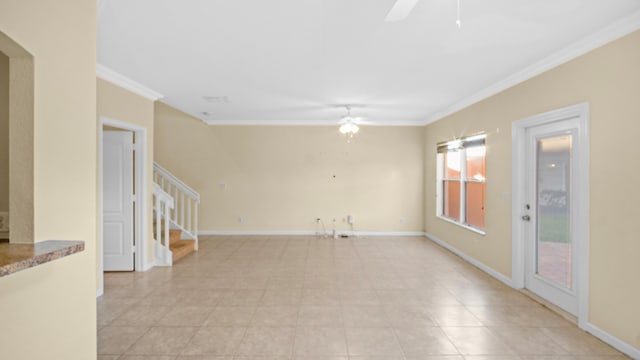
[521,215,531,221]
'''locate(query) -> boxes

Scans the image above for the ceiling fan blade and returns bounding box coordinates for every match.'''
[384,0,419,22]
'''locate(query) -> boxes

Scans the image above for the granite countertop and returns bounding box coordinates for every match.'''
[0,240,85,277]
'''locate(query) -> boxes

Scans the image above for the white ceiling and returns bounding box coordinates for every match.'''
[97,0,640,126]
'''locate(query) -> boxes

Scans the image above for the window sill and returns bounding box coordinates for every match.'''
[437,216,486,235]
[0,240,85,277]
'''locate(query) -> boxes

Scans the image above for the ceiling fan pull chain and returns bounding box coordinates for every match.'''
[456,0,462,28]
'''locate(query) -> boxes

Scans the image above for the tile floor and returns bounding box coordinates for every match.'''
[97,235,628,360]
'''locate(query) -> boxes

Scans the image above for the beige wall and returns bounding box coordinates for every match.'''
[97,78,155,275]
[425,30,640,348]
[155,103,425,233]
[0,0,97,359]
[0,52,8,213]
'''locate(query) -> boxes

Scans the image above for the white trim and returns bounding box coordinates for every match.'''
[96,288,103,298]
[97,64,164,101]
[198,230,425,237]
[583,322,640,359]
[424,231,514,287]
[202,119,428,126]
[98,117,151,296]
[423,10,640,126]
[511,102,589,321]
[436,215,486,235]
[140,259,155,272]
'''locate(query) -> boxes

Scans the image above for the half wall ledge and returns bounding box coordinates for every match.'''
[0,240,85,277]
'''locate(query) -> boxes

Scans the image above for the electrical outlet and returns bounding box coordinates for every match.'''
[399,217,405,224]
[347,215,353,224]
[238,217,243,223]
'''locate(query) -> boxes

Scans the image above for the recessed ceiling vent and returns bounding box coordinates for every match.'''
[203,95,230,104]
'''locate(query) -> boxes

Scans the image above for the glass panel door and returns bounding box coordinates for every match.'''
[524,119,580,316]
[536,135,572,289]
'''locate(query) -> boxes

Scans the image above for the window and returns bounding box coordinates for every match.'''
[437,134,486,233]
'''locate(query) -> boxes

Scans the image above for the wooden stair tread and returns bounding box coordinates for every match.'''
[170,239,195,263]
[154,228,182,244]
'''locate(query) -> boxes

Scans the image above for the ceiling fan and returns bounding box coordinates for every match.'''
[385,0,462,27]
[384,0,420,22]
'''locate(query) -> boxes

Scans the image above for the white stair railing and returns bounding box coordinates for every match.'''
[153,184,174,266]
[153,162,200,250]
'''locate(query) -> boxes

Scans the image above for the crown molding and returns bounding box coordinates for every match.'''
[202,118,426,126]
[422,9,640,126]
[96,64,163,101]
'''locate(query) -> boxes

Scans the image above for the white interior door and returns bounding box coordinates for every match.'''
[103,131,135,271]
[522,118,582,315]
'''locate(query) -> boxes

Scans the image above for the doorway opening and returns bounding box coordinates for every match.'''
[98,117,148,296]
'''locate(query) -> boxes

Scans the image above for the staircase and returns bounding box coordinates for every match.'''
[152,163,200,266]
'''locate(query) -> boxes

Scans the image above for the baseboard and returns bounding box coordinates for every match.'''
[583,322,640,359]
[424,231,639,358]
[140,259,155,272]
[96,287,104,298]
[424,231,514,287]
[198,230,426,237]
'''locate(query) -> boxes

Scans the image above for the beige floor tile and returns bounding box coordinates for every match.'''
[98,298,138,327]
[384,305,436,327]
[205,307,256,326]
[217,290,265,306]
[98,326,148,355]
[301,289,341,305]
[233,276,270,290]
[127,327,198,355]
[342,306,390,327]
[427,306,483,326]
[177,355,233,359]
[540,327,622,355]
[466,306,529,326]
[519,356,629,360]
[339,289,380,305]
[441,327,515,355]
[251,306,299,326]
[415,287,462,306]
[376,289,423,305]
[175,289,227,307]
[293,327,348,356]
[237,326,296,356]
[182,326,247,356]
[462,356,522,360]
[120,356,177,360]
[298,306,342,326]
[393,327,459,356]
[261,289,303,306]
[345,327,404,356]
[268,276,305,289]
[234,357,291,360]
[490,327,568,355]
[111,305,172,326]
[510,306,573,327]
[99,237,624,360]
[404,356,464,360]
[97,356,122,360]
[158,306,215,326]
[303,275,337,289]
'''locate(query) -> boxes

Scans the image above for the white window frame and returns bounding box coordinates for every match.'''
[436,135,486,235]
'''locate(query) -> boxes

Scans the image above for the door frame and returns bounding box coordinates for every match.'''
[97,116,149,297]
[511,102,589,328]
